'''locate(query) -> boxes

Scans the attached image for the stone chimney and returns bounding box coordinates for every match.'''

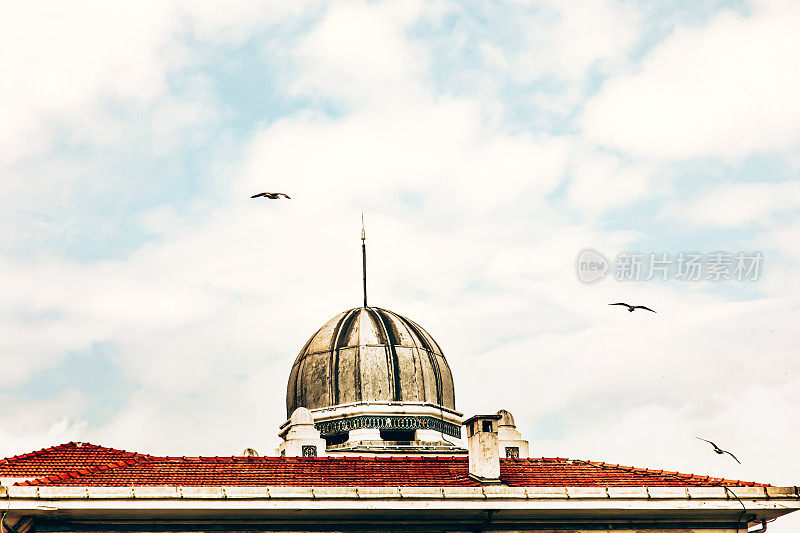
[463,414,502,483]
[277,407,327,457]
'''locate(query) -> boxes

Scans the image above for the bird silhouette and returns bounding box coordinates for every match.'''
[609,302,656,313]
[251,192,291,199]
[696,437,741,464]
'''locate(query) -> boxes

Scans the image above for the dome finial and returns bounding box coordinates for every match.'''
[361,213,367,308]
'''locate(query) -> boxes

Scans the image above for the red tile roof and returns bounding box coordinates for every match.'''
[3,443,767,488]
[0,442,155,479]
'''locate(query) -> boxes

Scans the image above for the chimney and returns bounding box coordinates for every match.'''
[463,414,502,483]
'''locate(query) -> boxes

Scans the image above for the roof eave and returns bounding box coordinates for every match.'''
[4,485,798,530]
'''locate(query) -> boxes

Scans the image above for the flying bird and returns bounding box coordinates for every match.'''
[696,437,741,464]
[609,302,656,313]
[251,192,291,199]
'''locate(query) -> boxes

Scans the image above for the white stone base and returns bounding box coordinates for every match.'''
[348,428,382,441]
[277,438,327,457]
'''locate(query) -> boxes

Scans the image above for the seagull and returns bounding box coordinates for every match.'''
[251,192,291,199]
[696,437,741,464]
[609,302,656,313]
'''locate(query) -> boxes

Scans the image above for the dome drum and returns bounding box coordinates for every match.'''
[309,401,463,439]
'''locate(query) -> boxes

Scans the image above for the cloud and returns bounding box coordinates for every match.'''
[288,0,428,104]
[513,0,638,82]
[673,181,800,227]
[241,98,572,217]
[582,1,800,159]
[415,0,639,130]
[566,149,659,216]
[0,390,87,458]
[0,3,177,164]
[0,1,313,166]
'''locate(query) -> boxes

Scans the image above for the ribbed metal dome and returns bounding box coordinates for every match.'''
[286,307,456,416]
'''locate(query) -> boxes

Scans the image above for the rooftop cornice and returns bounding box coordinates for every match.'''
[4,485,798,528]
[3,484,797,501]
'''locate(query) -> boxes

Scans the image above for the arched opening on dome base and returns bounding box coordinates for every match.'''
[379,429,415,443]
[293,402,466,455]
[324,432,348,447]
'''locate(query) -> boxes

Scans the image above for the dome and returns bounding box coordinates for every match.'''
[290,407,314,425]
[497,409,515,427]
[286,307,456,416]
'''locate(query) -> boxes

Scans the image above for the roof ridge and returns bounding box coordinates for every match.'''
[79,442,162,460]
[0,441,159,465]
[0,442,79,464]
[150,455,466,463]
[16,454,155,486]
[571,458,768,487]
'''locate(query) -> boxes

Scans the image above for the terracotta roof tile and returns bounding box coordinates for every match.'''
[0,442,156,479]
[2,444,769,488]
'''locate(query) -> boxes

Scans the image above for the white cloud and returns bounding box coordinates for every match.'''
[0,390,87,458]
[514,0,638,82]
[0,419,86,460]
[478,42,509,70]
[289,0,428,104]
[0,2,176,164]
[583,1,800,159]
[0,1,313,166]
[242,97,572,217]
[441,0,639,121]
[674,181,800,227]
[566,150,660,216]
[174,0,315,42]
[754,219,800,295]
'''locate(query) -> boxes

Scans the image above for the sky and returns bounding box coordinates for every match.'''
[2,0,800,529]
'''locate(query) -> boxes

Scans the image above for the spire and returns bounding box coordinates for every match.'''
[361,213,367,308]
